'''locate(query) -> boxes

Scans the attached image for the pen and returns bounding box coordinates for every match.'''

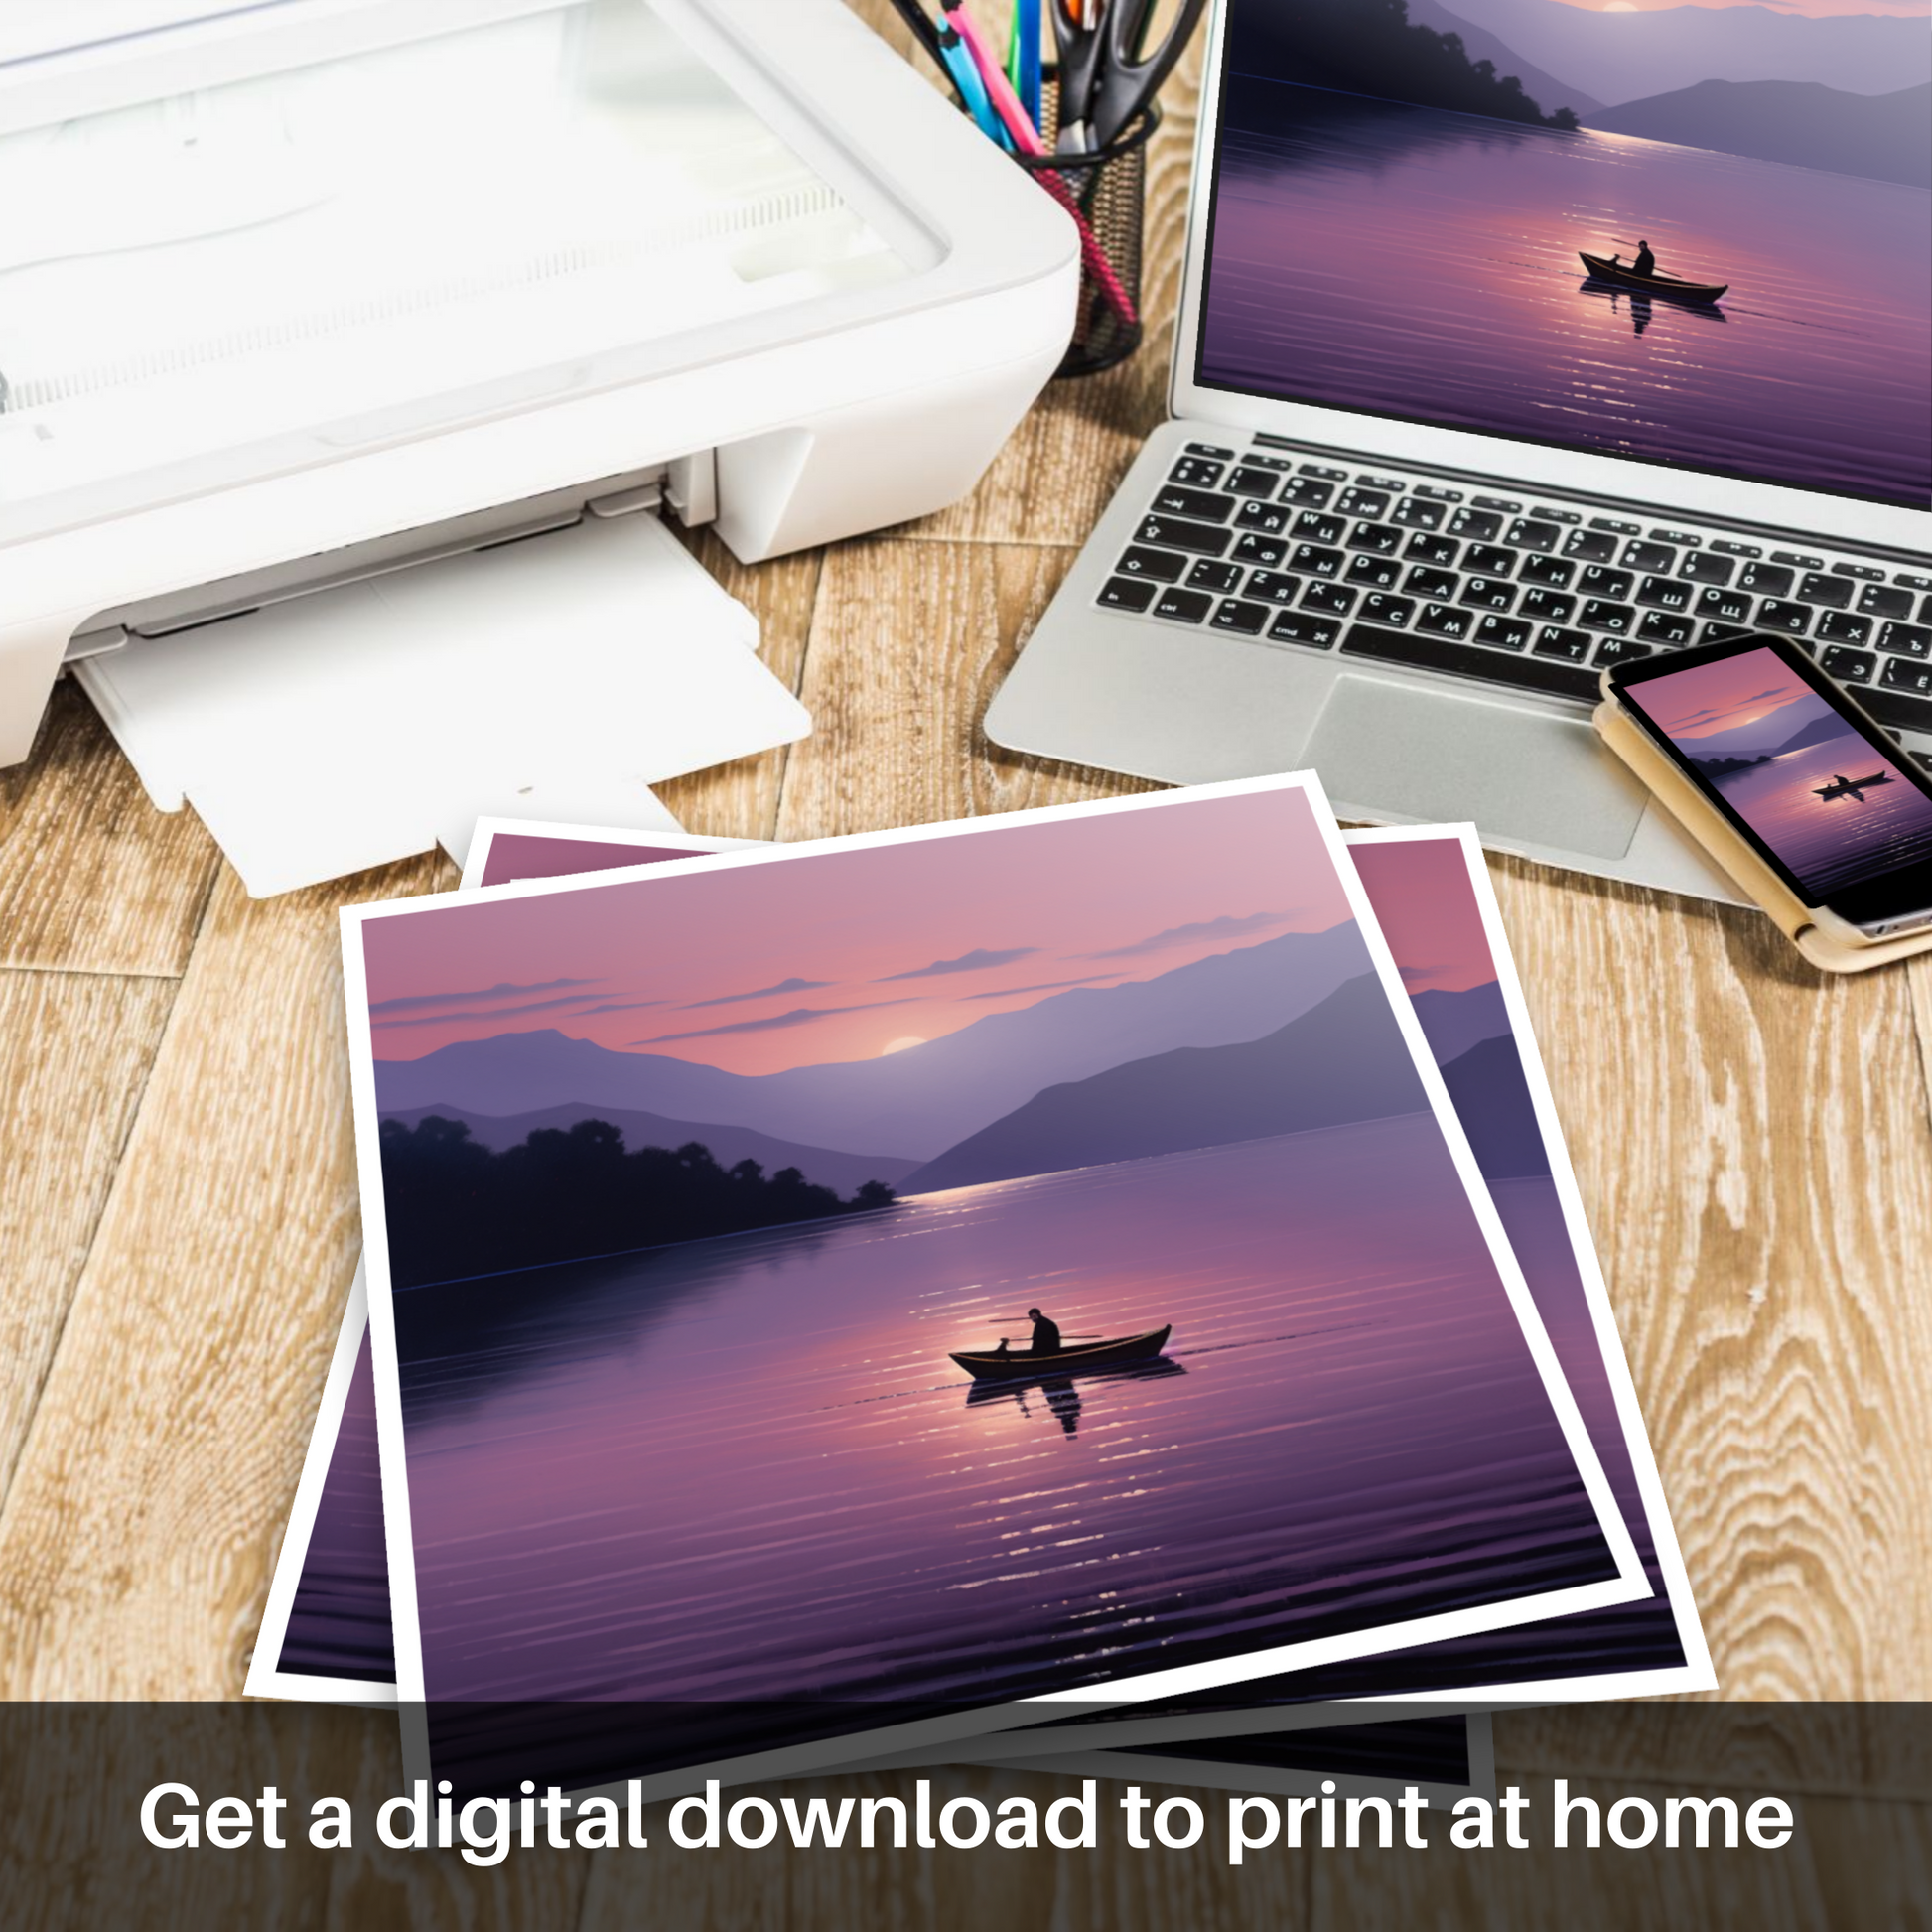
[1007,0,1042,132]
[934,15,1012,146]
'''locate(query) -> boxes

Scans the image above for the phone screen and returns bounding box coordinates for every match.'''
[1612,638,1932,926]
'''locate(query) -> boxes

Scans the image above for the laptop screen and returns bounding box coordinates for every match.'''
[1193,0,1932,511]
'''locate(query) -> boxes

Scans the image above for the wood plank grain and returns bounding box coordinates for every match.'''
[773,539,1160,842]
[0,857,442,1698]
[1314,1769,1924,1931]
[0,969,178,1504]
[654,530,821,843]
[1481,853,1932,1700]
[0,680,220,976]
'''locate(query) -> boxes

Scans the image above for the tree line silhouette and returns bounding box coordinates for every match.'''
[1234,0,1582,130]
[378,1115,897,1289]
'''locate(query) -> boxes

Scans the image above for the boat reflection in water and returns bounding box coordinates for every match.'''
[965,1357,1188,1439]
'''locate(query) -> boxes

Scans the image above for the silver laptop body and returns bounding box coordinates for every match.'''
[988,0,1932,900]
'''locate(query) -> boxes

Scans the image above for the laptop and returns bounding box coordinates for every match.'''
[987,0,1932,899]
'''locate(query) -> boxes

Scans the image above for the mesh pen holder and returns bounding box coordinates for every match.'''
[1015,90,1160,379]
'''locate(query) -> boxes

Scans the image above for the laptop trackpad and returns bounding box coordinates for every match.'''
[1305,676,1648,859]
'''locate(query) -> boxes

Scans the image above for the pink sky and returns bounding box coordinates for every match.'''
[1626,645,1816,740]
[361,789,1357,1076]
[1550,1,1927,16]
[1348,838,1499,994]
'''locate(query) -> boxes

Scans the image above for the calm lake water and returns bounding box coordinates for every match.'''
[395,1114,1616,1724]
[1710,729,1932,897]
[1201,79,1932,504]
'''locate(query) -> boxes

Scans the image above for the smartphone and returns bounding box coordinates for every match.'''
[1604,632,1932,942]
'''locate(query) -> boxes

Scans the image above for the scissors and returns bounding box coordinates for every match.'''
[1050,0,1207,152]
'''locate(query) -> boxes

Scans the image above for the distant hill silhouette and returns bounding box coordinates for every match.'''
[1435,0,1930,109]
[1232,0,1585,128]
[1772,711,1864,758]
[1407,979,1510,1068]
[1586,80,1930,191]
[382,1101,918,1198]
[901,974,1429,1193]
[374,922,1372,1163]
[1437,1034,1549,1181]
[378,1117,896,1289]
[1409,0,1601,115]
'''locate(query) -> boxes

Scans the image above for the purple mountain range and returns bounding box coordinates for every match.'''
[374,921,1374,1163]
[1671,689,1837,763]
[899,974,1430,1194]
[1408,978,1510,1067]
[1434,0,1930,108]
[1437,1034,1550,1181]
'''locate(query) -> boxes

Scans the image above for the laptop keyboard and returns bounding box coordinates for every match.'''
[1098,441,1932,740]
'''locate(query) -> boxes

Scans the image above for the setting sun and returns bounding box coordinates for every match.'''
[882,1035,927,1054]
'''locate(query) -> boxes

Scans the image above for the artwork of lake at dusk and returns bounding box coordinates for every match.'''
[1200,77,1932,505]
[353,786,1630,1790]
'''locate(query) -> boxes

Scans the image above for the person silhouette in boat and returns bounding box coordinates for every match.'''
[1026,1307,1063,1354]
[1631,239,1657,279]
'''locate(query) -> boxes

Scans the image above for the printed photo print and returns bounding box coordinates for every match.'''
[343,783,1640,1793]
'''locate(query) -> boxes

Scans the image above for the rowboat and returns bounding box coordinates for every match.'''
[1816,771,1892,800]
[1579,253,1727,304]
[949,1324,1173,1380]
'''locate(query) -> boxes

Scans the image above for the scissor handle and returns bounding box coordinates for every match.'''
[1088,0,1207,146]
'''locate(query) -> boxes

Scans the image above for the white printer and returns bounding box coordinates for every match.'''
[0,0,1077,889]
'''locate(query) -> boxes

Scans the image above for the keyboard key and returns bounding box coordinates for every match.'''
[1360,594,1416,627]
[1116,545,1189,582]
[1267,611,1340,649]
[1151,586,1213,623]
[1757,599,1811,636]
[1923,596,1932,623]
[1281,477,1336,508]
[1820,645,1875,683]
[1581,599,1636,633]
[1680,552,1735,586]
[1738,561,1793,597]
[1404,531,1460,567]
[1137,513,1231,557]
[1818,611,1872,645]
[1243,454,1295,472]
[1797,572,1852,610]
[1186,559,1246,594]
[1771,550,1822,570]
[1097,576,1156,612]
[1831,561,1885,582]
[1594,637,1653,667]
[1211,599,1271,635]
[1345,554,1401,590]
[1347,521,1405,555]
[1578,566,1634,600]
[1563,528,1620,563]
[1355,474,1405,491]
[1184,441,1235,459]
[1463,543,1517,578]
[1414,483,1463,501]
[1475,615,1531,651]
[1702,620,1759,643]
[1460,577,1516,612]
[1302,582,1357,616]
[1881,621,1932,659]
[1449,507,1503,541]
[1472,494,1521,514]
[1901,573,1932,592]
[1290,543,1345,578]
[1711,539,1761,558]
[1696,586,1754,624]
[1243,570,1302,604]
[1635,575,1693,613]
[1589,515,1642,535]
[1637,610,1695,646]
[1335,486,1391,519]
[1235,499,1292,535]
[1859,584,1915,621]
[1519,554,1576,589]
[1293,511,1348,544]
[1392,497,1446,530]
[1169,457,1225,487]
[1505,518,1561,552]
[1224,466,1283,499]
[1343,621,1599,700]
[1298,462,1349,481]
[1533,626,1592,662]
[1154,484,1237,521]
[1418,603,1474,639]
[1860,686,1932,735]
[1651,528,1701,547]
[1405,567,1459,602]
[1233,532,1288,568]
[1519,588,1576,624]
[1880,655,1932,696]
[1623,540,1677,574]
[1532,506,1581,525]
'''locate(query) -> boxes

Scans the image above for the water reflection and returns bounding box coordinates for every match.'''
[964,1356,1187,1438]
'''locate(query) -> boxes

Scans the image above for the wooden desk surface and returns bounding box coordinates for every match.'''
[1,8,1926,1925]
